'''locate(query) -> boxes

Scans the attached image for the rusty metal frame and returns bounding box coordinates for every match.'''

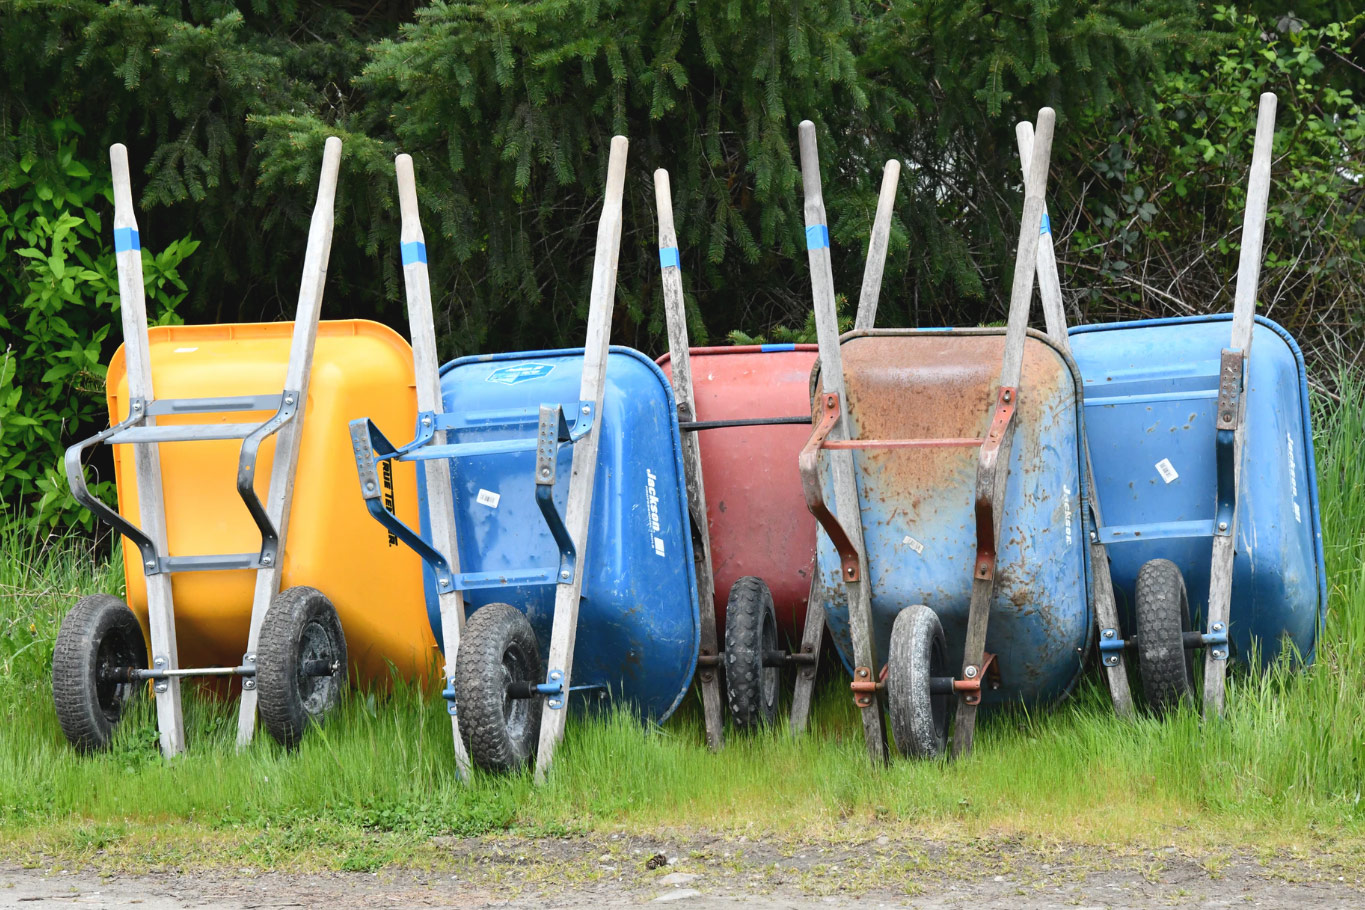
[799,393,862,583]
[952,652,999,706]
[973,387,1017,581]
[799,391,997,587]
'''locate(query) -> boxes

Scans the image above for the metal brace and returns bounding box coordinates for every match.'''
[542,669,566,710]
[535,404,577,585]
[241,652,257,690]
[1206,622,1229,661]
[152,655,169,693]
[798,393,862,582]
[1213,349,1243,538]
[850,664,883,708]
[974,388,1017,581]
[1098,628,1125,667]
[954,652,1000,706]
[442,674,458,715]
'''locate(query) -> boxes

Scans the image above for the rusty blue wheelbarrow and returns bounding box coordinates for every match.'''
[795,110,1097,763]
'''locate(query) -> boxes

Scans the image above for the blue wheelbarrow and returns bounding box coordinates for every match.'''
[795,110,1091,763]
[1028,93,1324,716]
[1068,314,1325,707]
[349,137,699,778]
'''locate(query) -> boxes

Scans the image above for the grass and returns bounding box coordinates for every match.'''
[1,379,1363,874]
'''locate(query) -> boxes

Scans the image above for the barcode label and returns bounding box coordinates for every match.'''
[1155,458,1179,484]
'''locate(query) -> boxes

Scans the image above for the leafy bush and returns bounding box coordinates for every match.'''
[0,118,196,531]
[1053,7,1365,377]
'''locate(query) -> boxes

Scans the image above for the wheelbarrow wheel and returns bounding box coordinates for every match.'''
[1135,558,1195,715]
[257,586,347,749]
[456,602,543,773]
[887,604,950,759]
[51,594,148,752]
[723,576,780,730]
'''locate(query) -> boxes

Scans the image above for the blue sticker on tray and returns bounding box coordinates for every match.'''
[485,362,556,385]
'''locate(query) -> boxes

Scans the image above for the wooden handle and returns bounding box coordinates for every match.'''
[999,107,1055,387]
[109,144,137,230]
[1231,92,1277,351]
[854,158,902,331]
[395,153,425,245]
[1015,118,1068,345]
[654,168,677,251]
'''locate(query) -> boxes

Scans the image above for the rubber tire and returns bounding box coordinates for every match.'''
[1135,558,1196,715]
[257,586,347,749]
[723,576,780,730]
[887,604,950,759]
[456,603,543,773]
[51,594,148,752]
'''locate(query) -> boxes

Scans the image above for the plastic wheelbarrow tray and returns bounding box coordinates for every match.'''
[52,137,374,758]
[108,321,436,684]
[812,328,1092,706]
[413,347,701,724]
[1068,314,1325,672]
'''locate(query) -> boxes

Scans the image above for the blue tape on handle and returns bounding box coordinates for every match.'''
[113,228,140,253]
[760,343,796,353]
[1040,212,1051,235]
[805,224,830,250]
[659,246,681,269]
[401,241,428,266]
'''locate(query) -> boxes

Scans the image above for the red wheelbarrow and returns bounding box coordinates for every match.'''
[650,160,902,748]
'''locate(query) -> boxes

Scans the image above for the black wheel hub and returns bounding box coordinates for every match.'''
[94,626,142,723]
[296,619,340,716]
[500,644,534,744]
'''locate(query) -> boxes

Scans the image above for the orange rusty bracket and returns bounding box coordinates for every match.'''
[973,387,1017,581]
[799,392,861,583]
[952,652,999,706]
[849,664,888,708]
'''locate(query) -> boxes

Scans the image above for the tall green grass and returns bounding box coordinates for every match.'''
[1,382,1362,859]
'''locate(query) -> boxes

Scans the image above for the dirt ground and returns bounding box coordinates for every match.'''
[4,832,1363,909]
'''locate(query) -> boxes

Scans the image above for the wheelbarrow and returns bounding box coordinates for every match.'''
[53,138,375,756]
[797,110,1092,762]
[1022,93,1324,716]
[650,161,901,744]
[350,137,700,780]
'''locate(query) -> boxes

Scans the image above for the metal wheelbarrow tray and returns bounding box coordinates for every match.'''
[412,346,701,723]
[811,327,1092,706]
[1068,314,1325,669]
[657,344,820,646]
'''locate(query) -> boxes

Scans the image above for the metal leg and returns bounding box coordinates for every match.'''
[533,135,630,783]
[798,121,888,767]
[654,169,725,751]
[951,108,1056,758]
[236,137,343,747]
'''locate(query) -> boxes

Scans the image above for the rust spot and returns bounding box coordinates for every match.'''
[833,333,1066,505]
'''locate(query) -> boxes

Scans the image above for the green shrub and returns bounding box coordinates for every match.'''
[1058,7,1365,371]
[0,118,197,531]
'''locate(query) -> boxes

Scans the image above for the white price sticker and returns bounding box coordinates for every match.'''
[1155,458,1179,484]
[901,535,925,555]
[476,489,501,508]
